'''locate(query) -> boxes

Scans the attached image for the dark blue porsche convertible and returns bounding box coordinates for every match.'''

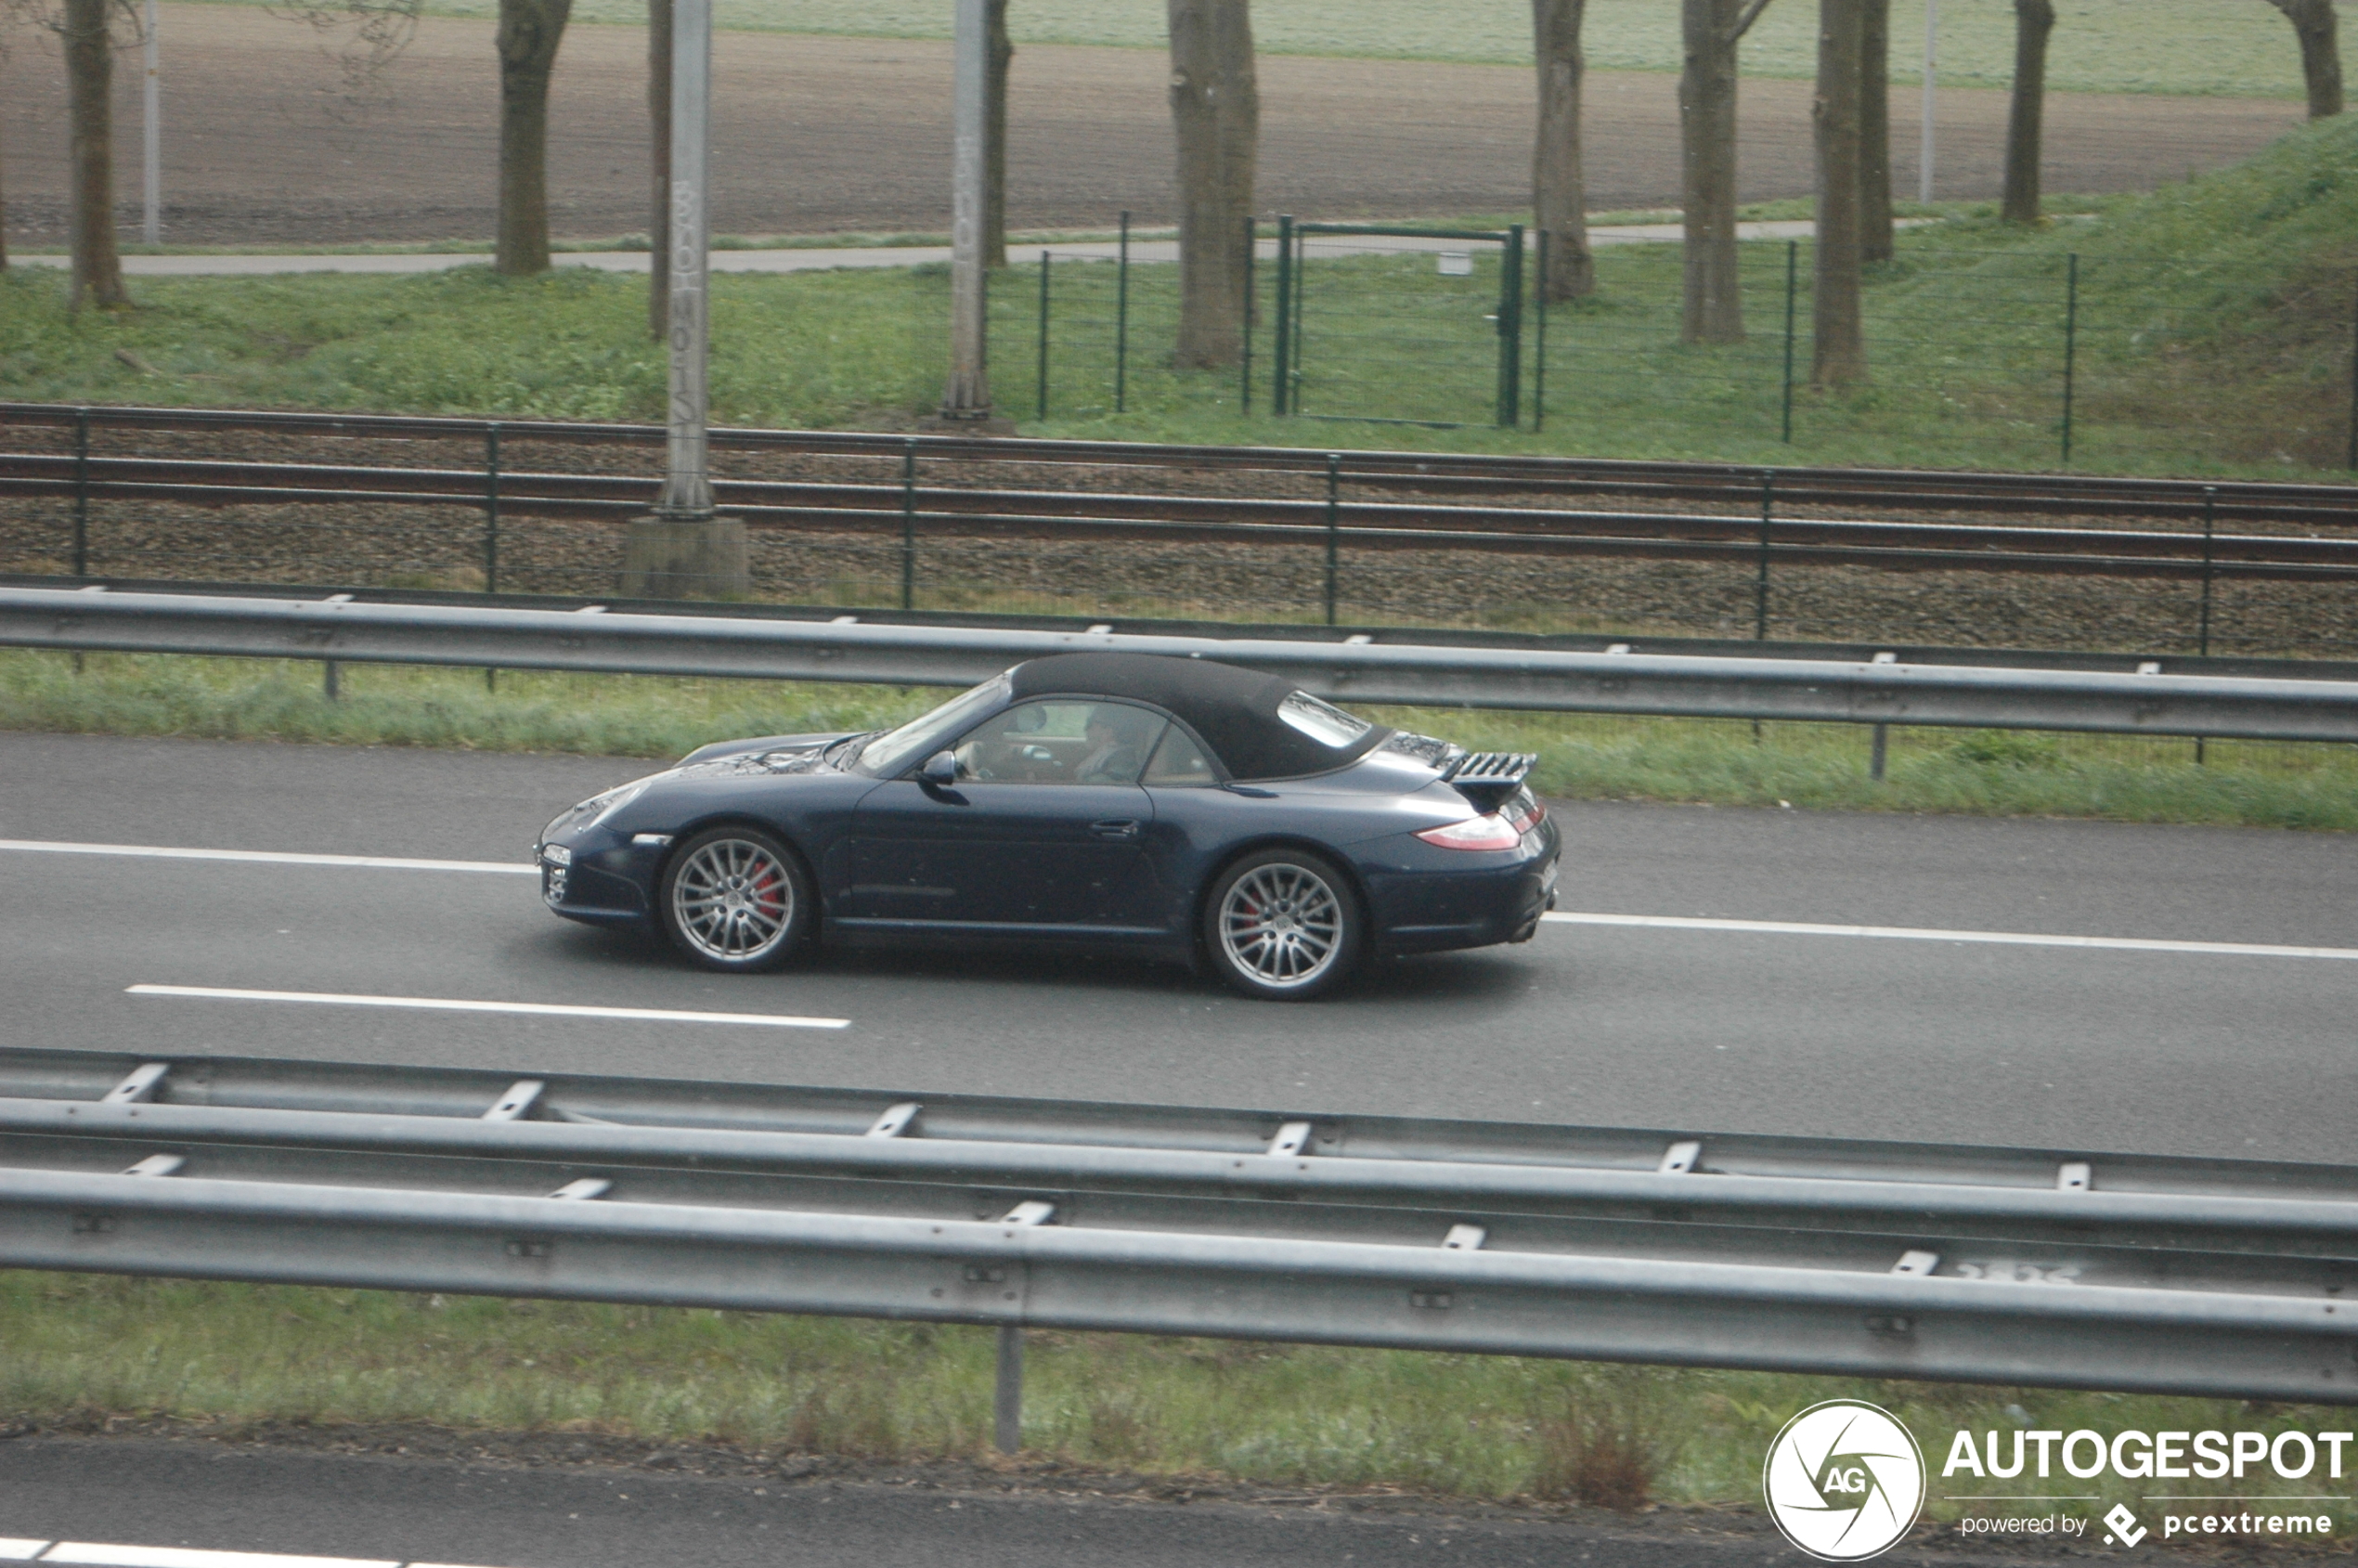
[536,652,1559,999]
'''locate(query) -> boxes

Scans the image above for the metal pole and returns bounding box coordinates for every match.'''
[1115,211,1130,414]
[1497,224,1524,429]
[71,408,90,579]
[1324,451,1341,627]
[1035,249,1051,421]
[483,423,501,596]
[2060,253,2079,467]
[141,0,160,246]
[1239,215,1254,415]
[1781,241,1798,443]
[1919,0,1936,206]
[1534,229,1548,434]
[1273,215,1294,415]
[1756,471,1774,641]
[2197,485,2216,658]
[1871,723,1889,780]
[2347,267,2358,472]
[324,661,340,701]
[939,0,993,420]
[992,1325,1023,1454]
[900,439,917,612]
[657,0,715,519]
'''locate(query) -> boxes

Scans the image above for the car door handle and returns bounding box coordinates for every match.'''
[1091,819,1142,840]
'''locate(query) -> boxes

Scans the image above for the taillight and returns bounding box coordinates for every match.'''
[1416,813,1522,851]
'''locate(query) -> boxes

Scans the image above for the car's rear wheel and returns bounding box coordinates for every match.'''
[658,825,812,972]
[1203,849,1363,1000]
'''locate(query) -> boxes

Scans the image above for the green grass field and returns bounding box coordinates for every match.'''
[6,113,2353,475]
[186,0,2344,99]
[6,1271,2354,1525]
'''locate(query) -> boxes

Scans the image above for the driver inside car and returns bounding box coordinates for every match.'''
[1074,707,1152,784]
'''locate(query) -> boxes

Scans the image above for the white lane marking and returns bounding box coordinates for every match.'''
[36,1547,399,1568]
[127,985,849,1030]
[1543,911,2358,961]
[0,840,534,875]
[0,1546,50,1563]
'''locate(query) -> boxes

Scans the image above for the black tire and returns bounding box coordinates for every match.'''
[1201,848,1364,1001]
[656,824,814,973]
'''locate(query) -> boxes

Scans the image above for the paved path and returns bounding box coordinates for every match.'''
[2,730,2350,1166]
[6,222,1848,278]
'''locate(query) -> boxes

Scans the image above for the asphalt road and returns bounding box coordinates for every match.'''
[0,1432,1857,1568]
[3,731,2352,1166]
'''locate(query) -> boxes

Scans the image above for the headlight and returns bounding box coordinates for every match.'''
[540,779,653,842]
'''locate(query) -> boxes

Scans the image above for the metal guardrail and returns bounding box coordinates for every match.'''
[6,583,2357,741]
[3,1050,2355,1403]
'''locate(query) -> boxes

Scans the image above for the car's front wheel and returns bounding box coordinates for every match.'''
[658,825,813,972]
[1202,849,1363,1000]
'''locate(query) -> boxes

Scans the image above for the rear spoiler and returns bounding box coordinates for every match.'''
[1440,751,1537,813]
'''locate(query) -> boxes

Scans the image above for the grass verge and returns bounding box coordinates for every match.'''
[7,1270,2356,1531]
[7,651,2354,833]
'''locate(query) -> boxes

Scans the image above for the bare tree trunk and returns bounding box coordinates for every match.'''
[2001,0,2054,225]
[1859,0,1893,262]
[64,0,125,308]
[496,0,573,276]
[1811,0,1866,385]
[648,0,670,339]
[1531,0,1594,302]
[1167,0,1257,369]
[984,0,1012,266]
[2265,0,2344,119]
[1678,0,1771,343]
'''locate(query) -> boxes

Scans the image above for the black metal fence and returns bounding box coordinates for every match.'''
[1006,218,2358,475]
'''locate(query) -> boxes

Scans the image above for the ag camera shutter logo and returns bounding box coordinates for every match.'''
[1763,1400,1927,1561]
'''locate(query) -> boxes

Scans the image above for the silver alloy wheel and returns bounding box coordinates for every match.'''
[1217,862,1344,991]
[669,836,794,963]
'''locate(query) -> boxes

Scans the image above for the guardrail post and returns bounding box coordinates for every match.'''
[2196,484,2217,764]
[1035,249,1052,421]
[1115,211,1131,415]
[1870,723,1888,780]
[324,660,340,701]
[71,407,91,579]
[485,421,502,692]
[2060,253,2079,467]
[900,439,918,612]
[1324,451,1341,626]
[1781,242,1799,444]
[992,1324,1023,1453]
[1273,215,1294,415]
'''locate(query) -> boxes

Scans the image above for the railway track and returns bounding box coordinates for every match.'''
[6,402,2356,585]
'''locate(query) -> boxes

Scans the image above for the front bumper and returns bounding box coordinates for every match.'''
[536,829,665,931]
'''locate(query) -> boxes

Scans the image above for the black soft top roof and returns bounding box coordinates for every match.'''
[1009,653,1391,781]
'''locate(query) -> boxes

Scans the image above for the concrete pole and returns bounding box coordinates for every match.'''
[1919,0,1937,205]
[619,0,748,598]
[937,0,994,421]
[659,0,714,521]
[142,0,160,246]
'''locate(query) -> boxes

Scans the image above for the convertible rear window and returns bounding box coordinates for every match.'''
[1276,690,1374,749]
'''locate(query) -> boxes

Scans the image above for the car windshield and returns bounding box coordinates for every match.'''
[852,672,1014,778]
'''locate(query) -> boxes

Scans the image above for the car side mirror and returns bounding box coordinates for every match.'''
[919,750,959,786]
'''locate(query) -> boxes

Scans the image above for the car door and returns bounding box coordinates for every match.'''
[844,699,1165,933]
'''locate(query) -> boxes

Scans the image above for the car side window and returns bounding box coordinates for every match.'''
[951,701,1165,786]
[1141,724,1217,787]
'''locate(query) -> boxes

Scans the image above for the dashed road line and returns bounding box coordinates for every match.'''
[0,840,533,875]
[1543,911,2358,961]
[127,984,849,1030]
[1,1541,526,1568]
